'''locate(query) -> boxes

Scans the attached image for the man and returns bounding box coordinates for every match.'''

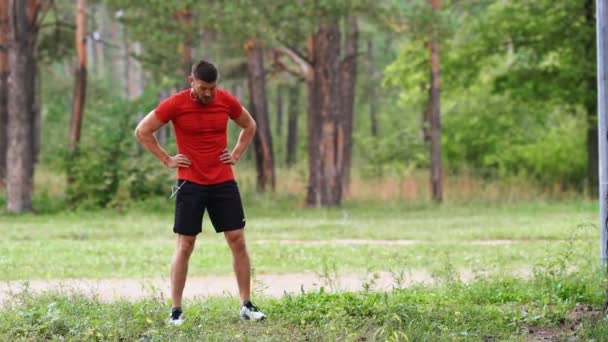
[134,60,266,324]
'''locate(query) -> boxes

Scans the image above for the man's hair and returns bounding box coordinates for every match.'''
[191,60,218,83]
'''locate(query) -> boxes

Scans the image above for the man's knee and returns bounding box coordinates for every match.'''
[224,230,246,250]
[176,235,196,256]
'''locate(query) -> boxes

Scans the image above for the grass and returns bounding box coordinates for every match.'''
[0,169,606,340]
[1,269,606,340]
[0,196,598,280]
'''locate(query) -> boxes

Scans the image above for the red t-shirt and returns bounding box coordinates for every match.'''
[155,88,243,185]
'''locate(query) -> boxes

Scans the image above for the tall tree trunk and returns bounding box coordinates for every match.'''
[109,18,121,95]
[69,0,87,152]
[6,0,41,213]
[276,85,284,137]
[422,71,432,146]
[586,0,598,196]
[122,23,130,98]
[340,16,358,195]
[306,22,343,207]
[429,0,443,203]
[246,38,275,192]
[178,8,192,89]
[91,4,105,77]
[367,39,379,137]
[286,83,299,167]
[0,0,8,184]
[32,64,40,168]
[133,42,144,98]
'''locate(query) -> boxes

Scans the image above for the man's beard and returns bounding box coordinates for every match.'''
[192,91,212,104]
[198,95,212,104]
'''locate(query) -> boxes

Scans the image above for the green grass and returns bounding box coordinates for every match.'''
[1,196,606,340]
[0,197,598,280]
[1,270,606,341]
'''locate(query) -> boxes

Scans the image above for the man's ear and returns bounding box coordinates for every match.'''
[188,75,194,84]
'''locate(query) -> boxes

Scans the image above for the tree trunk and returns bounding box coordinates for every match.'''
[32,64,40,167]
[246,38,275,192]
[122,23,130,98]
[422,70,432,146]
[0,0,8,184]
[276,85,284,137]
[92,4,105,77]
[69,0,87,152]
[132,42,144,98]
[367,39,379,137]
[306,23,343,207]
[429,0,443,203]
[586,0,598,196]
[109,19,121,95]
[286,84,299,167]
[340,16,358,195]
[178,8,192,89]
[6,0,41,213]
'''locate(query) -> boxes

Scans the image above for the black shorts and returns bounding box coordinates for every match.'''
[173,180,246,235]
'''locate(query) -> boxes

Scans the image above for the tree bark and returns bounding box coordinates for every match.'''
[69,0,87,152]
[132,42,144,98]
[122,22,130,98]
[276,85,284,137]
[367,39,379,137]
[0,0,8,184]
[429,0,443,203]
[286,84,299,167]
[306,22,343,207]
[586,0,598,196]
[91,4,105,77]
[340,16,358,195]
[6,0,41,213]
[177,8,192,89]
[246,38,275,192]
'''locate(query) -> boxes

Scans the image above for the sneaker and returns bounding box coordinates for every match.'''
[240,301,266,321]
[169,307,184,325]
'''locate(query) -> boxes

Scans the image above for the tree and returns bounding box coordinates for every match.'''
[286,83,300,167]
[176,6,192,89]
[6,0,45,213]
[69,0,87,153]
[245,37,276,191]
[0,0,8,185]
[306,21,344,206]
[339,15,358,195]
[428,0,442,202]
[272,10,363,205]
[366,38,379,137]
[446,0,595,191]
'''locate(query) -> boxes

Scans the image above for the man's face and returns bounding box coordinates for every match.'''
[189,77,216,104]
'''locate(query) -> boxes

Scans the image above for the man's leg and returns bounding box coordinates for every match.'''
[171,233,197,308]
[223,229,250,302]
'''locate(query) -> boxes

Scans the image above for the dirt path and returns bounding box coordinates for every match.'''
[0,240,535,305]
[254,239,521,246]
[0,270,466,304]
[0,268,533,305]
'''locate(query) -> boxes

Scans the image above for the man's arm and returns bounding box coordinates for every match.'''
[220,107,257,165]
[134,110,191,168]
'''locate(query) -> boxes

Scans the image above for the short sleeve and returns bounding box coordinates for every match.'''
[226,92,243,120]
[155,95,178,123]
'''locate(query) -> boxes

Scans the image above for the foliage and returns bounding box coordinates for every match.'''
[384,0,590,188]
[61,84,173,209]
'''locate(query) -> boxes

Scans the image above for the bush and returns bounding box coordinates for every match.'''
[64,88,174,209]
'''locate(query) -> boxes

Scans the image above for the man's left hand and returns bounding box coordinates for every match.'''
[220,148,238,165]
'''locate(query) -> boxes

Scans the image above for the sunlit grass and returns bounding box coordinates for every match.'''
[0,191,598,280]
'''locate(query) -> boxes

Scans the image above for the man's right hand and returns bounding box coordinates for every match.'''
[165,154,192,168]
